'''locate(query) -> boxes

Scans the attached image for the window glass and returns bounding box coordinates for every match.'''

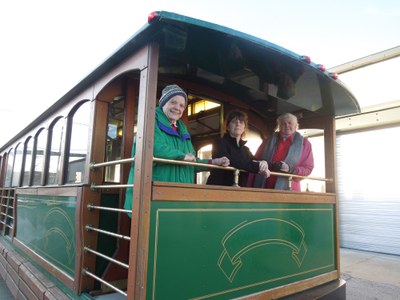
[22,137,33,186]
[11,143,23,187]
[4,149,14,187]
[192,100,220,115]
[105,98,125,182]
[188,96,221,139]
[196,144,212,184]
[48,118,64,185]
[245,128,263,155]
[33,129,46,185]
[67,101,91,184]
[0,155,4,187]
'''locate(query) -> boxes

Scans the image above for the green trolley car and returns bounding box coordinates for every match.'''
[0,11,359,299]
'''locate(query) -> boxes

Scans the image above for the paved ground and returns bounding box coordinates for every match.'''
[1,247,400,299]
[340,247,400,300]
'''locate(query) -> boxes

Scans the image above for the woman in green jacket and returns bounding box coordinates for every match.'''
[124,84,229,213]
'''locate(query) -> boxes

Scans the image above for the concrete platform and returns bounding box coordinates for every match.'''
[1,248,400,299]
[340,247,400,300]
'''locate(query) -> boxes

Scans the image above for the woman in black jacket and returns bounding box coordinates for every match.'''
[206,110,270,186]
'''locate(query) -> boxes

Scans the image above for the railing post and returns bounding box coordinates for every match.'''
[232,169,240,187]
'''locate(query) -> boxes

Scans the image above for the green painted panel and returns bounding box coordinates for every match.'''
[17,194,76,277]
[147,201,336,300]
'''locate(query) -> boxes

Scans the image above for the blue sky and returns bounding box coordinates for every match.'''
[0,0,399,146]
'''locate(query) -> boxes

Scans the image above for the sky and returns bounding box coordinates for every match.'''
[0,0,399,147]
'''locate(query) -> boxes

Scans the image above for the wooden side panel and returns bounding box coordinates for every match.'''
[146,185,339,299]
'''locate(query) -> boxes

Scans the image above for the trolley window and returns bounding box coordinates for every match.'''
[32,129,46,186]
[11,143,23,187]
[4,149,14,187]
[48,117,64,185]
[67,101,91,184]
[22,137,33,186]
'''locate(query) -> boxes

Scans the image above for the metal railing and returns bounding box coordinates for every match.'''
[90,157,331,189]
[84,156,332,297]
[268,170,332,190]
[90,157,241,189]
[0,188,14,236]
[85,157,241,297]
[82,268,128,297]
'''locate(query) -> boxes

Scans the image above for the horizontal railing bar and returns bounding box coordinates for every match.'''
[84,246,129,269]
[91,156,237,171]
[0,221,12,229]
[90,157,135,169]
[153,157,238,171]
[91,184,132,189]
[85,225,131,241]
[269,171,333,182]
[1,212,13,216]
[87,204,131,214]
[91,156,332,183]
[82,268,127,297]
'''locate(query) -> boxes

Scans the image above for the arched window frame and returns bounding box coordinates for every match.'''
[32,128,47,186]
[4,148,14,188]
[0,154,3,187]
[22,136,34,186]
[11,142,23,187]
[64,100,92,185]
[46,116,65,186]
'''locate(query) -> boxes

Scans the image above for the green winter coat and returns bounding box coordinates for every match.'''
[124,107,208,213]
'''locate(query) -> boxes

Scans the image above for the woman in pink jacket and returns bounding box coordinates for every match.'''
[249,113,314,191]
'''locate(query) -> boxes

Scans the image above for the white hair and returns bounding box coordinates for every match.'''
[276,113,299,130]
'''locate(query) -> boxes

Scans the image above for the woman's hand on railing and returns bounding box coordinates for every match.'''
[259,169,271,177]
[279,161,291,173]
[211,156,230,167]
[258,160,269,173]
[183,153,197,162]
[258,160,270,177]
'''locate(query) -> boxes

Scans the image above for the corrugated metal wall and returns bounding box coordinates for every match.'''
[337,126,400,255]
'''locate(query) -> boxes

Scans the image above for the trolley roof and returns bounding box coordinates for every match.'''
[1,11,360,151]
[98,10,360,117]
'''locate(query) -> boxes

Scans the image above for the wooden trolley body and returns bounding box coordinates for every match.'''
[0,11,359,299]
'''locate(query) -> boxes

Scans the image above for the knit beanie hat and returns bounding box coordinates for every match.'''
[159,84,188,108]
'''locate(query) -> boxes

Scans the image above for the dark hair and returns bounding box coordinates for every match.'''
[225,110,248,137]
